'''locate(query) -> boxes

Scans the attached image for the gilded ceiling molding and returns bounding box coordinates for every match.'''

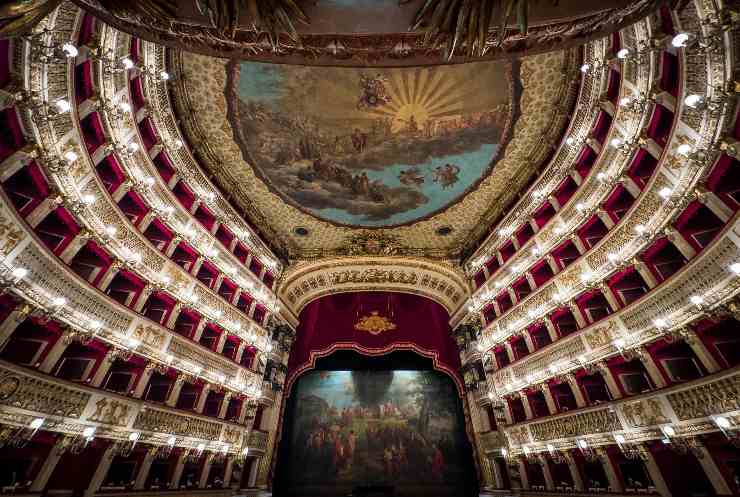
[278,257,470,317]
[68,0,662,67]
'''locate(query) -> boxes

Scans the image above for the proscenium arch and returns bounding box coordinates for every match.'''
[277,257,471,321]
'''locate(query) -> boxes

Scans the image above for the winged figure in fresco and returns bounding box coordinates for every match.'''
[398,167,425,187]
[432,163,460,189]
[357,73,392,110]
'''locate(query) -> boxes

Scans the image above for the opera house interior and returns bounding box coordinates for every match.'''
[0,0,739,496]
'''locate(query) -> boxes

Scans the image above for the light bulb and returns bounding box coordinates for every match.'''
[105,226,117,236]
[52,296,67,307]
[82,426,96,438]
[580,64,590,73]
[160,71,170,81]
[658,187,672,199]
[64,150,78,162]
[662,425,675,437]
[653,318,668,328]
[81,194,95,204]
[690,295,704,305]
[730,262,740,275]
[11,267,27,279]
[29,418,44,429]
[672,33,690,48]
[129,432,140,441]
[614,434,626,444]
[677,143,692,156]
[566,136,575,146]
[616,48,630,59]
[610,137,622,148]
[121,58,134,70]
[119,102,132,113]
[618,97,631,107]
[684,94,703,108]
[168,436,177,445]
[62,43,78,58]
[55,99,71,113]
[576,202,585,212]
[127,142,140,153]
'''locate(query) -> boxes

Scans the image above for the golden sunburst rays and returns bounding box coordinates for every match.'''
[361,63,509,134]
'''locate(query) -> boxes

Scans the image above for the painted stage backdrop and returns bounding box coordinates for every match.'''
[285,370,468,490]
[227,61,519,227]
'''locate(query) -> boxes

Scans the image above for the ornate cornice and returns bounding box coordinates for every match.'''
[278,257,470,317]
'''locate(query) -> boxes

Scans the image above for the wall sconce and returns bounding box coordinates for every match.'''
[577,439,597,461]
[156,436,177,460]
[547,443,565,463]
[0,418,45,448]
[614,434,646,460]
[118,432,140,457]
[714,416,739,445]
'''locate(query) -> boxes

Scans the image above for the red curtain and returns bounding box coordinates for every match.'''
[286,292,463,394]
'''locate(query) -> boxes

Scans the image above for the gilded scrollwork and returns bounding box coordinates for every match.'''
[88,397,131,426]
[621,398,669,428]
[668,374,740,421]
[133,407,222,440]
[0,368,90,418]
[528,408,622,442]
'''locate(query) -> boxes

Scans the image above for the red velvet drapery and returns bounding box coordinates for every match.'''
[286,292,463,394]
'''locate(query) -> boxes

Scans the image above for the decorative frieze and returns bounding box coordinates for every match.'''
[280,257,469,315]
[0,366,90,418]
[668,374,740,421]
[529,408,622,442]
[248,429,268,452]
[133,407,222,441]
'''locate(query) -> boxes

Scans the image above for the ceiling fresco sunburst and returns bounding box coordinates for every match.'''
[226,60,521,227]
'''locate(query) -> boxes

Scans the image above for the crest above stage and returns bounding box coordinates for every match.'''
[285,292,465,395]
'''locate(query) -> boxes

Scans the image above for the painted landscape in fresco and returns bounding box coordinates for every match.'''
[286,370,467,488]
[228,61,517,226]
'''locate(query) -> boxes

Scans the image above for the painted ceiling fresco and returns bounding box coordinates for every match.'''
[227,61,519,227]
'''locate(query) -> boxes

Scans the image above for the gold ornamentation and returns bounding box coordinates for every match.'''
[133,408,222,440]
[621,398,669,427]
[248,429,268,451]
[132,323,165,348]
[0,376,20,400]
[529,408,621,442]
[585,322,615,349]
[88,398,130,426]
[0,368,89,418]
[346,232,400,256]
[0,213,23,256]
[668,374,740,420]
[354,311,397,335]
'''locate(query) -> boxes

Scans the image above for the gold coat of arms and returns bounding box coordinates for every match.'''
[354,311,397,335]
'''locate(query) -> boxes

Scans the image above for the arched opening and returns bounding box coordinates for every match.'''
[274,350,478,496]
[273,292,477,496]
